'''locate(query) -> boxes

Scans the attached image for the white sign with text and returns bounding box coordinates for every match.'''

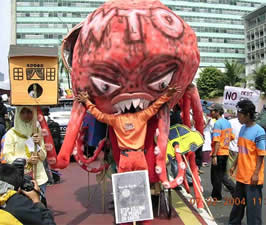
[223,86,260,110]
[112,170,153,224]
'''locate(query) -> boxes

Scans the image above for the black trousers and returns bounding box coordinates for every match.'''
[195,146,203,169]
[229,182,263,225]
[211,155,235,200]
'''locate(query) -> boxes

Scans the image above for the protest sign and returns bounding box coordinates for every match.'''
[9,45,58,105]
[223,86,260,110]
[112,170,153,224]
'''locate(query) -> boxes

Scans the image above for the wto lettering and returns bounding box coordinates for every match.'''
[81,7,184,45]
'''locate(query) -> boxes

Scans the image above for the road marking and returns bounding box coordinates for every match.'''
[178,187,217,225]
[172,190,201,225]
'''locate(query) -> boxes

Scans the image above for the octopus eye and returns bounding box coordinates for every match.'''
[101,84,109,91]
[148,71,174,91]
[91,76,121,95]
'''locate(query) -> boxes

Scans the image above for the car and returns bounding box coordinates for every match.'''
[167,124,204,155]
[48,98,73,144]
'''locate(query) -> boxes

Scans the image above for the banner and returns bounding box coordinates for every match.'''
[223,86,260,110]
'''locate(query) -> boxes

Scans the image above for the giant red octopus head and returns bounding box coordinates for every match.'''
[63,0,199,113]
[58,0,200,185]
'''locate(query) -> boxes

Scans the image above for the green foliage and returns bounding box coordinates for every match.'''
[250,64,266,95]
[197,60,246,99]
[196,67,224,99]
[222,60,245,87]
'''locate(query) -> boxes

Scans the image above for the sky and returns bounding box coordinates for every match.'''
[0,0,11,89]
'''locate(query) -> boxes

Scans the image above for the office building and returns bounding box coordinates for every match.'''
[244,4,266,76]
[13,0,266,86]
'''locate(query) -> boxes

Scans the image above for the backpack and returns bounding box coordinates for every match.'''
[47,118,61,153]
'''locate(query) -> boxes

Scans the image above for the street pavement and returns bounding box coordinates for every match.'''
[46,161,266,225]
[197,162,266,225]
[47,163,206,225]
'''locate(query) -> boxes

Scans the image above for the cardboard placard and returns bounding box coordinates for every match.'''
[9,45,58,105]
[112,170,153,224]
[223,86,260,110]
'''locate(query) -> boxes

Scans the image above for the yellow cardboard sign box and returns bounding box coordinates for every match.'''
[9,45,58,105]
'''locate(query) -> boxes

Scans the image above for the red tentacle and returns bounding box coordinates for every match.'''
[155,104,170,185]
[181,88,192,128]
[169,152,186,188]
[55,101,87,168]
[186,151,204,208]
[37,107,57,166]
[189,85,204,135]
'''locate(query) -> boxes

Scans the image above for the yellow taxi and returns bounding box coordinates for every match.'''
[167,124,204,156]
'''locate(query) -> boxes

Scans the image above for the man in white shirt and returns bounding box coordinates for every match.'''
[227,117,242,181]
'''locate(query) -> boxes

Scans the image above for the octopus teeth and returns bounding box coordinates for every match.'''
[132,98,140,108]
[114,98,151,113]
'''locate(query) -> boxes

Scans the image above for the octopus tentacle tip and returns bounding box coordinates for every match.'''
[162,181,170,189]
[175,148,180,153]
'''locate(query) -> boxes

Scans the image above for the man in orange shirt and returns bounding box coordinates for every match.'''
[229,100,266,225]
[77,87,177,225]
[207,103,235,201]
[77,87,177,174]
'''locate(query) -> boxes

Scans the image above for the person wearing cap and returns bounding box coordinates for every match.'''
[229,99,266,225]
[207,103,235,202]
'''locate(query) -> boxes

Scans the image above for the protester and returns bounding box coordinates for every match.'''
[77,86,178,225]
[226,115,241,182]
[202,113,214,166]
[0,163,56,225]
[77,87,177,174]
[207,103,235,201]
[2,106,48,194]
[228,99,266,225]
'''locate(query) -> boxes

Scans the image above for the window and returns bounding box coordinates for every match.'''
[169,128,178,140]
[177,127,189,136]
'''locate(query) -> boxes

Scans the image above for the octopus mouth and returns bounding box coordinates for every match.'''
[113,98,151,113]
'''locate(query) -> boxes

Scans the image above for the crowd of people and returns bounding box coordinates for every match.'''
[0,90,265,225]
[166,99,265,225]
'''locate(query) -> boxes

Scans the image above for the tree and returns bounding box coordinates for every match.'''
[196,67,224,99]
[222,60,246,87]
[250,64,266,94]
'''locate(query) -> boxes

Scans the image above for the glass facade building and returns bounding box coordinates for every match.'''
[13,0,266,85]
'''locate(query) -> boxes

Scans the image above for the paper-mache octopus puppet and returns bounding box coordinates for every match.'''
[38,0,204,209]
